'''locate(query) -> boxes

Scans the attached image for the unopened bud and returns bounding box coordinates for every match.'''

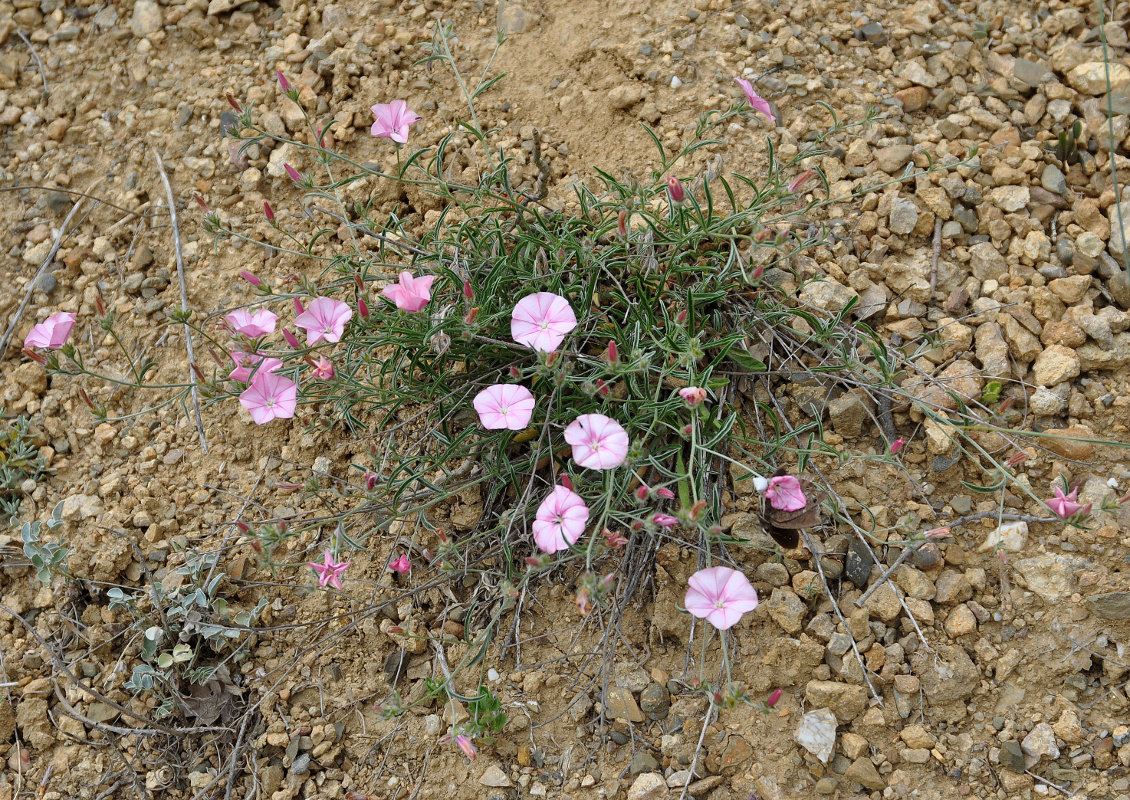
[463,280,473,300]
[509,366,521,379]
[240,270,262,287]
[282,328,301,348]
[675,309,687,325]
[226,92,242,112]
[767,688,783,707]
[195,193,210,212]
[607,340,618,364]
[617,209,627,237]
[277,70,292,93]
[358,296,369,319]
[464,307,479,324]
[787,169,816,194]
[656,488,675,500]
[294,297,304,315]
[667,175,685,203]
[78,387,94,409]
[263,201,275,223]
[560,474,573,491]
[190,362,207,382]
[596,378,610,397]
[284,163,303,184]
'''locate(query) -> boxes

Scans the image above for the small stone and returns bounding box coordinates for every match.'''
[615,662,650,692]
[795,707,837,764]
[889,196,919,235]
[875,144,914,173]
[496,2,529,34]
[990,185,1029,213]
[901,61,938,88]
[626,772,667,800]
[1031,345,1080,386]
[629,751,659,775]
[1022,722,1060,766]
[1014,554,1076,602]
[130,0,162,36]
[944,605,977,637]
[1086,591,1130,619]
[894,86,928,112]
[1041,426,1096,459]
[289,753,310,777]
[479,765,512,788]
[970,242,1007,280]
[977,520,1028,553]
[859,21,886,45]
[828,391,870,438]
[805,681,867,723]
[639,683,670,720]
[765,587,807,633]
[844,757,885,790]
[1108,203,1130,258]
[603,687,644,723]
[1067,62,1130,95]
[608,84,645,110]
[845,539,874,588]
[840,732,869,760]
[1013,58,1052,89]
[1041,164,1068,195]
[1000,740,1026,771]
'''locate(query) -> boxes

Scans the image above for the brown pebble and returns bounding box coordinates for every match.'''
[894,86,929,112]
[1042,426,1096,460]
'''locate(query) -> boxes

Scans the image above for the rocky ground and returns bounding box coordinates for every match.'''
[3,0,1130,798]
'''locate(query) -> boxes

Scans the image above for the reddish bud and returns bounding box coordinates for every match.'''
[358,296,370,319]
[924,526,951,539]
[545,351,559,367]
[463,280,473,300]
[787,169,816,194]
[656,488,675,500]
[240,270,262,287]
[236,521,250,533]
[1005,451,1028,468]
[294,297,304,315]
[95,293,105,316]
[387,626,404,635]
[276,482,303,490]
[602,528,628,549]
[682,424,693,436]
[617,209,627,237]
[1119,492,1130,505]
[194,193,210,212]
[636,485,650,501]
[282,328,301,348]
[675,309,687,325]
[226,92,242,112]
[890,437,905,455]
[767,689,783,707]
[630,520,644,532]
[284,163,303,183]
[263,201,275,223]
[365,472,378,491]
[464,307,479,325]
[754,228,773,242]
[509,365,521,379]
[190,362,207,382]
[751,263,765,280]
[560,474,574,491]
[607,340,618,364]
[596,378,610,397]
[78,387,94,409]
[277,70,292,93]
[689,499,707,520]
[667,175,685,203]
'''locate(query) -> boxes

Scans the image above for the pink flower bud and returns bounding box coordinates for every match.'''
[607,340,618,364]
[455,735,477,761]
[679,386,707,406]
[463,280,473,300]
[294,297,304,315]
[388,554,412,574]
[277,70,292,93]
[263,201,275,223]
[195,193,210,212]
[890,437,905,454]
[636,485,649,501]
[787,169,816,194]
[751,263,765,280]
[767,689,782,707]
[282,328,301,348]
[560,474,573,491]
[365,471,378,491]
[617,209,628,237]
[464,307,479,324]
[509,366,521,379]
[656,488,675,500]
[596,378,610,397]
[652,513,679,528]
[240,270,262,287]
[284,163,303,183]
[226,92,242,112]
[358,296,369,318]
[675,309,687,325]
[667,175,685,203]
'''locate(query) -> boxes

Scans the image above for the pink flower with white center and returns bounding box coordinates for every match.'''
[564,414,629,470]
[735,78,776,124]
[229,351,283,383]
[307,549,350,590]
[684,566,759,630]
[764,475,807,512]
[473,384,535,430]
[239,371,297,424]
[388,554,411,574]
[679,386,707,406]
[532,485,590,554]
[370,100,420,144]
[381,270,436,313]
[295,297,353,345]
[1046,485,1090,519]
[311,356,335,380]
[24,312,76,349]
[510,292,578,353]
[225,308,278,338]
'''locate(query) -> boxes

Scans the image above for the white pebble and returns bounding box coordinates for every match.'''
[670,76,683,89]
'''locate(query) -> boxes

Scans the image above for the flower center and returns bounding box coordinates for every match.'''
[539,321,549,330]
[714,599,727,609]
[266,399,276,407]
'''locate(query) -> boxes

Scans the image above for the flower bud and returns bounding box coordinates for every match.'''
[607,340,618,364]
[560,474,573,491]
[636,485,649,501]
[787,169,816,194]
[890,437,905,454]
[656,488,675,500]
[509,365,521,379]
[675,309,687,325]
[236,521,250,533]
[226,92,242,112]
[464,307,479,324]
[194,194,210,212]
[282,328,301,348]
[358,296,369,318]
[617,209,627,237]
[463,280,473,300]
[240,270,262,287]
[365,472,378,491]
[263,201,275,223]
[767,689,783,707]
[667,175,685,203]
[277,70,292,92]
[284,163,303,183]
[596,378,610,397]
[294,297,304,315]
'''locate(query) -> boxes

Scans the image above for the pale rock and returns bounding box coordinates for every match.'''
[1107,202,1130,258]
[805,680,867,722]
[1029,386,1068,416]
[969,242,1007,280]
[800,278,859,313]
[765,587,807,633]
[130,0,162,36]
[974,322,1011,377]
[1013,554,1075,602]
[944,604,977,637]
[1031,344,1080,386]
[795,707,837,764]
[608,84,645,110]
[603,686,644,723]
[626,772,668,800]
[881,252,931,301]
[977,520,1028,553]
[875,144,914,173]
[845,757,885,790]
[901,61,938,88]
[990,185,1029,213]
[889,196,919,234]
[1021,722,1060,766]
[900,724,936,749]
[1066,62,1130,95]
[478,765,512,788]
[61,494,104,520]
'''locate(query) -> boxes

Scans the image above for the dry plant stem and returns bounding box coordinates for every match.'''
[153,149,208,454]
[948,511,1056,527]
[1026,770,1073,797]
[0,191,89,359]
[929,216,942,299]
[309,205,429,256]
[803,531,882,705]
[16,30,48,102]
[678,695,715,800]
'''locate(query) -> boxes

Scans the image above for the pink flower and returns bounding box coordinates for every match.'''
[765,475,807,512]
[311,356,335,380]
[454,734,477,761]
[229,351,283,383]
[225,308,278,338]
[656,488,675,500]
[679,386,707,406]
[381,270,436,312]
[473,384,535,430]
[239,371,297,424]
[370,100,420,144]
[388,554,411,574]
[890,437,906,454]
[24,311,76,349]
[295,297,353,344]
[532,485,590,553]
[1046,485,1090,519]
[510,292,578,352]
[735,78,776,123]
[684,566,759,630]
[564,414,629,470]
[652,513,679,528]
[667,175,685,203]
[307,549,350,589]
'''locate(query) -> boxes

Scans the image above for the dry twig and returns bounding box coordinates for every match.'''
[153,149,208,454]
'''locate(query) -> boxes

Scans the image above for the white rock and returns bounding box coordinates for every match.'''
[977,520,1028,553]
[795,707,837,764]
[1022,722,1060,767]
[478,764,511,788]
[627,772,668,800]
